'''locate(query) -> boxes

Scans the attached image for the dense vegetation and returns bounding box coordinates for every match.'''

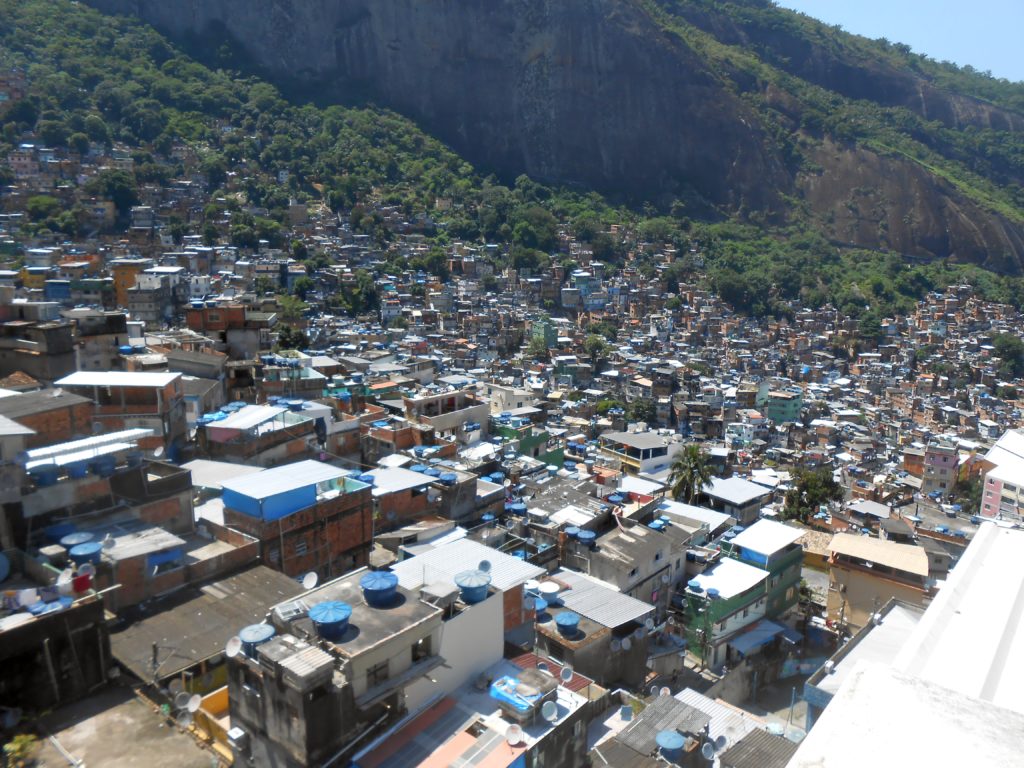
[1,0,1023,324]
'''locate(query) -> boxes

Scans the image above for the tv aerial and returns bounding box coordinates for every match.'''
[225,636,242,658]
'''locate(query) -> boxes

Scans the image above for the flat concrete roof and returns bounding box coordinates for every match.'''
[729,519,803,557]
[828,533,929,577]
[787,663,1024,768]
[892,522,1024,714]
[691,557,767,600]
[182,458,264,490]
[220,459,349,499]
[56,371,181,388]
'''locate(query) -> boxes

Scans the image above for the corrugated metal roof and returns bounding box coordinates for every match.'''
[828,533,929,576]
[56,371,181,388]
[618,695,710,754]
[220,460,349,499]
[0,414,34,436]
[24,428,153,461]
[181,459,264,490]
[390,538,543,592]
[719,729,797,768]
[207,405,285,431]
[553,569,654,628]
[672,688,761,748]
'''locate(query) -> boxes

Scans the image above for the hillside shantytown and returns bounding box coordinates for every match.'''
[2,2,1024,767]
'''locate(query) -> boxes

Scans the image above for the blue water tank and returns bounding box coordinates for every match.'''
[60,532,94,549]
[656,730,685,762]
[308,602,352,642]
[126,450,143,468]
[66,460,90,479]
[360,571,399,608]
[91,455,116,477]
[69,542,102,566]
[565,526,580,539]
[409,464,429,473]
[287,399,305,412]
[45,523,76,543]
[532,597,549,613]
[650,520,665,532]
[30,465,60,486]
[454,569,492,604]
[607,494,624,505]
[707,587,720,599]
[489,472,505,482]
[688,579,704,593]
[577,530,597,549]
[423,467,441,477]
[555,612,581,637]
[547,465,558,477]
[439,472,458,486]
[118,345,133,355]
[267,395,281,404]
[481,513,496,524]
[357,473,376,486]
[239,623,276,657]
[564,461,577,470]
[508,502,527,515]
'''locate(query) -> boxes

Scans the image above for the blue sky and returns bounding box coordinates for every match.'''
[773,0,1024,83]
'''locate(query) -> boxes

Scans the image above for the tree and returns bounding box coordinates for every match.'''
[526,336,549,359]
[669,445,713,504]
[627,399,657,425]
[784,467,844,522]
[291,276,315,301]
[276,294,307,323]
[993,334,1024,379]
[68,132,90,155]
[83,169,138,216]
[26,195,60,221]
[275,325,308,351]
[583,334,608,360]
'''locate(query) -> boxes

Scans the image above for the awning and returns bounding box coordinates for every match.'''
[728,620,801,656]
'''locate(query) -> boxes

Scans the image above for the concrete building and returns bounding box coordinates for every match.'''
[599,430,684,476]
[701,476,774,526]
[722,519,804,617]
[221,460,373,579]
[920,440,958,496]
[979,428,1024,521]
[826,533,933,632]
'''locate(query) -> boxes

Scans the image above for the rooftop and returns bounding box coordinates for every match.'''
[391,538,544,592]
[892,522,1024,714]
[728,519,803,557]
[601,430,672,451]
[703,476,773,506]
[55,371,181,388]
[690,557,767,601]
[552,569,655,628]
[110,565,303,680]
[0,389,91,419]
[220,459,351,500]
[181,458,264,490]
[828,533,929,577]
[364,466,434,497]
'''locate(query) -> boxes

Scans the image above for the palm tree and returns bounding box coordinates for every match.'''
[669,444,712,504]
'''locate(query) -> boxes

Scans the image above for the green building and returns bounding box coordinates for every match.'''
[721,519,804,618]
[531,317,558,349]
[761,388,803,424]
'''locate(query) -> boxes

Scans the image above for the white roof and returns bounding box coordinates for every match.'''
[672,688,761,750]
[703,476,773,506]
[848,499,890,519]
[553,569,655,628]
[0,414,35,436]
[390,538,543,592]
[788,663,1024,768]
[364,466,433,497]
[549,505,598,528]
[892,523,1024,714]
[691,557,767,600]
[728,519,803,556]
[617,475,665,496]
[658,499,731,532]
[376,453,412,468]
[220,460,348,499]
[984,428,1024,474]
[24,429,153,462]
[56,371,181,388]
[182,459,264,490]
[208,405,285,431]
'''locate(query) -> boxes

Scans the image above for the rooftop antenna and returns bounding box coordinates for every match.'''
[302,572,319,590]
[225,636,242,659]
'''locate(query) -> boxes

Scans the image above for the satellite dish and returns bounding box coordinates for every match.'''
[505,519,516,530]
[667,616,676,626]
[52,388,63,398]
[176,711,192,729]
[168,679,183,695]
[187,694,202,713]
[78,563,96,577]
[152,446,164,459]
[174,691,190,709]
[610,638,622,652]
[715,735,727,750]
[92,421,104,434]
[302,572,319,590]
[649,685,659,697]
[621,637,632,651]
[479,560,492,573]
[505,724,523,746]
[661,573,671,585]
[645,617,655,631]
[560,666,573,683]
[702,743,715,760]
[102,534,116,550]
[541,701,558,722]
[660,686,671,697]
[225,636,242,658]
[635,628,645,639]
[0,553,9,583]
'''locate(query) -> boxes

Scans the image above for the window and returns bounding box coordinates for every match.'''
[366,661,388,688]
[742,607,750,618]
[412,637,431,662]
[628,568,638,578]
[295,540,308,556]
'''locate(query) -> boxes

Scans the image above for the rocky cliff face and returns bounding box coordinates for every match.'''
[87,0,1024,272]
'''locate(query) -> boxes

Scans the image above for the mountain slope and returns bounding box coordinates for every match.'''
[84,0,1024,273]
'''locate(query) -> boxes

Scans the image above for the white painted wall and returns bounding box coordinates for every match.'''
[404,591,504,713]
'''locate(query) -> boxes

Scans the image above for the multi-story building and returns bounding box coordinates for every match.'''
[220,460,373,579]
[920,440,959,496]
[598,430,684,476]
[826,533,934,631]
[722,519,803,617]
[979,428,1024,521]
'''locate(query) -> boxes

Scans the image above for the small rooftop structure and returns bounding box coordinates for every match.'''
[55,371,181,388]
[728,519,803,557]
[363,466,433,497]
[391,538,543,593]
[220,460,366,521]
